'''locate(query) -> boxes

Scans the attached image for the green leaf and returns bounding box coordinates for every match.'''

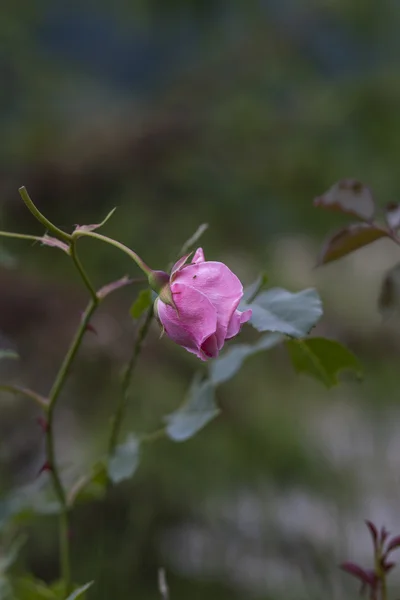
[285,337,363,388]
[67,462,108,506]
[245,288,323,338]
[317,224,388,266]
[108,435,140,484]
[0,479,61,529]
[0,535,26,572]
[210,333,282,385]
[130,288,152,319]
[0,350,18,361]
[12,575,59,599]
[165,377,219,442]
[314,179,375,220]
[241,273,268,304]
[65,582,94,600]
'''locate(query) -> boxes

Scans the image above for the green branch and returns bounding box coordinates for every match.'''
[19,187,72,244]
[72,230,151,277]
[108,305,154,456]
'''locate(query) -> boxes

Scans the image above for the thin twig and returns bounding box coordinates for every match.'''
[107,305,154,456]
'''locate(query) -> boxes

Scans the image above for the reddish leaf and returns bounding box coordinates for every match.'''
[74,207,117,234]
[365,520,379,551]
[41,235,70,254]
[386,535,400,554]
[97,276,133,299]
[385,203,400,231]
[314,179,375,221]
[317,224,389,266]
[381,526,390,546]
[340,562,377,587]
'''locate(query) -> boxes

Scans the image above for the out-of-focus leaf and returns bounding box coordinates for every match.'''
[179,223,208,255]
[165,377,218,442]
[314,179,375,220]
[12,575,59,599]
[0,246,17,268]
[0,350,18,361]
[378,263,400,318]
[108,435,140,484]
[241,273,268,304]
[130,288,152,319]
[210,333,282,385]
[0,577,13,599]
[74,208,117,233]
[286,338,363,388]
[340,563,376,587]
[245,288,323,338]
[0,479,61,529]
[67,462,108,506]
[97,276,132,300]
[0,535,26,572]
[385,203,400,231]
[317,224,388,266]
[65,582,94,600]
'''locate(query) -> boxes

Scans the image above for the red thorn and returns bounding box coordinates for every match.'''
[85,322,98,335]
[37,461,52,477]
[37,416,49,433]
[80,310,97,335]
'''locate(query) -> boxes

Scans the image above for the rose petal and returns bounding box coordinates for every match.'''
[201,333,219,359]
[158,283,217,359]
[192,248,205,264]
[171,252,192,279]
[226,308,252,339]
[174,261,244,347]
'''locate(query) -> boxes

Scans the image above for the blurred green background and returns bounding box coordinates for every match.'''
[2,1,400,598]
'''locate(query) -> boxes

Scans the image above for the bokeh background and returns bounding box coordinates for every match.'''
[2,1,400,598]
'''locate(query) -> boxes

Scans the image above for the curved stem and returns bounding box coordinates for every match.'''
[72,230,151,277]
[70,242,98,302]
[108,306,154,456]
[0,384,48,408]
[19,187,72,244]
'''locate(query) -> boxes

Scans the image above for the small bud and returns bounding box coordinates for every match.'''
[148,270,170,294]
[148,270,178,312]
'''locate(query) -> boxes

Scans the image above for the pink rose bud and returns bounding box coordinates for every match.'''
[156,247,252,360]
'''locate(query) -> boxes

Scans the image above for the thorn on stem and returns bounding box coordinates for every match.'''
[37,416,49,433]
[37,461,52,477]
